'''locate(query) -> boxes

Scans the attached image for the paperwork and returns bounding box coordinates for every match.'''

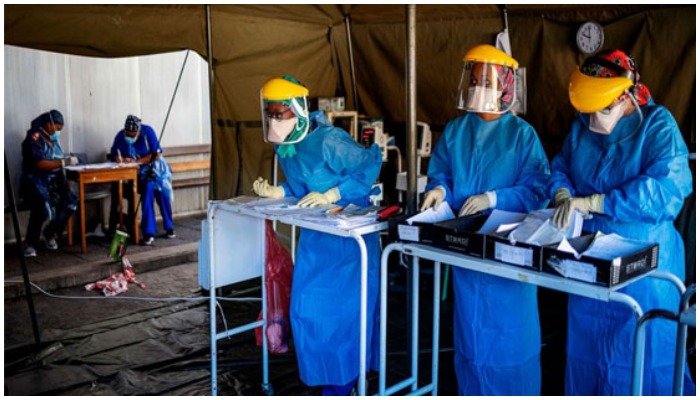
[65,162,140,171]
[224,196,381,229]
[406,202,455,224]
[557,233,651,260]
[507,209,583,246]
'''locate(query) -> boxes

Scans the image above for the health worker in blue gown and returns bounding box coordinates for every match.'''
[110,115,174,246]
[252,76,383,396]
[421,45,550,395]
[20,109,79,257]
[549,49,696,396]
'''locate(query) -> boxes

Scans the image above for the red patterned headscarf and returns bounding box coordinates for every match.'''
[494,64,515,108]
[580,49,651,107]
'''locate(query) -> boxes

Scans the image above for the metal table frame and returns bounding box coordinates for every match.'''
[207,199,387,396]
[378,242,686,396]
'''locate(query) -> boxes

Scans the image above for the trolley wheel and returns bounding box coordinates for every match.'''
[261,383,274,396]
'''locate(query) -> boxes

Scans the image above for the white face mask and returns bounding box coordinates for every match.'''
[589,100,627,134]
[267,117,298,143]
[466,86,500,113]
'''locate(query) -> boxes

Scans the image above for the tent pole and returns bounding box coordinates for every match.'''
[344,15,359,112]
[405,5,417,214]
[205,5,216,199]
[4,152,41,347]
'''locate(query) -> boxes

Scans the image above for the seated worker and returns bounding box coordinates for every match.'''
[109,115,174,245]
[253,75,383,395]
[20,109,79,257]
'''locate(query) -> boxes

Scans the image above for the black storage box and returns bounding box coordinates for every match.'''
[387,213,440,245]
[484,230,544,271]
[542,234,659,287]
[432,214,489,258]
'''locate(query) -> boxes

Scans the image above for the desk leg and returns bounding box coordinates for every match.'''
[67,215,73,246]
[80,180,86,253]
[132,178,139,244]
[118,180,124,229]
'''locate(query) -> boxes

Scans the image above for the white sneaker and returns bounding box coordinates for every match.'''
[24,245,37,258]
[44,235,58,251]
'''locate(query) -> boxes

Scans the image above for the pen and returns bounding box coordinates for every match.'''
[327,206,343,214]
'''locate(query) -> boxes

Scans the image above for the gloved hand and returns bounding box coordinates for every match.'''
[553,193,605,229]
[554,187,572,206]
[297,187,341,208]
[459,193,491,216]
[252,177,284,199]
[420,186,446,211]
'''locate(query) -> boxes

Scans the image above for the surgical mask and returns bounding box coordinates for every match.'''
[50,130,61,141]
[267,117,298,143]
[589,99,627,134]
[124,135,138,145]
[466,86,500,113]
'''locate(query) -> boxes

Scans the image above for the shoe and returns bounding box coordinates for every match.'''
[165,229,176,239]
[44,234,58,251]
[141,236,155,246]
[24,245,37,258]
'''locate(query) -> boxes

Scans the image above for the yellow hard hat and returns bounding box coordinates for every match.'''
[463,44,519,69]
[261,77,309,102]
[568,67,634,113]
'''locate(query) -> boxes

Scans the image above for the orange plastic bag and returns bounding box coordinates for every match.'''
[255,221,293,353]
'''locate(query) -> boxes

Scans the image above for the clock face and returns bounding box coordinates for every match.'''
[576,22,604,54]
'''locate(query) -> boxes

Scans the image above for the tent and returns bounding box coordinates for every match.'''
[5,4,695,201]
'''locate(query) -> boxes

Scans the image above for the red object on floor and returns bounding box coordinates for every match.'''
[84,257,147,296]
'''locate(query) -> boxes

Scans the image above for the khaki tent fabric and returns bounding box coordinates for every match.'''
[5,5,695,200]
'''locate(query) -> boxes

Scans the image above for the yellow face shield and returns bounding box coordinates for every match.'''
[261,77,309,102]
[569,68,634,113]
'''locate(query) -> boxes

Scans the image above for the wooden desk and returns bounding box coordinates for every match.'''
[65,163,140,253]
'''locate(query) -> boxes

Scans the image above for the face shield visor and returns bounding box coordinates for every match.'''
[456,62,520,114]
[260,77,310,145]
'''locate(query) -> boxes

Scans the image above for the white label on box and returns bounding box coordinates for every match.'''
[495,242,532,267]
[398,225,420,242]
[561,260,597,283]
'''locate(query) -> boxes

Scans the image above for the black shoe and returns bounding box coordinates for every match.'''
[165,229,176,239]
[141,236,155,246]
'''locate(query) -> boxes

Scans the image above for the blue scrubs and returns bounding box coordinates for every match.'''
[110,124,173,237]
[20,130,78,245]
[278,111,383,389]
[548,101,695,395]
[426,112,550,395]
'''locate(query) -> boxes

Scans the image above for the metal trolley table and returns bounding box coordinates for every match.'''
[205,198,386,396]
[378,242,687,396]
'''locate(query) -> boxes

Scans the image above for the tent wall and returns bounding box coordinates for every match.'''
[5,5,695,203]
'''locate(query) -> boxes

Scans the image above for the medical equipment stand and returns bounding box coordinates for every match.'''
[378,242,686,396]
[206,199,387,396]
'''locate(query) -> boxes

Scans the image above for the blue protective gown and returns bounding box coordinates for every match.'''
[110,124,174,237]
[548,101,696,395]
[279,111,383,387]
[426,112,550,395]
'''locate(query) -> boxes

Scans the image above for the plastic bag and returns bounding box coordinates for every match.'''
[255,220,293,353]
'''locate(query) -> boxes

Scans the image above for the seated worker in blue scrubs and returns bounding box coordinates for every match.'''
[109,115,174,245]
[421,45,550,395]
[252,76,383,396]
[549,49,695,396]
[20,109,79,257]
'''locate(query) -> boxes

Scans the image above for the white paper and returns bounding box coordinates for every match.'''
[64,161,139,171]
[560,260,597,283]
[398,225,420,242]
[477,209,526,234]
[494,242,533,267]
[507,208,583,246]
[556,237,580,258]
[581,233,651,260]
[406,201,455,225]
